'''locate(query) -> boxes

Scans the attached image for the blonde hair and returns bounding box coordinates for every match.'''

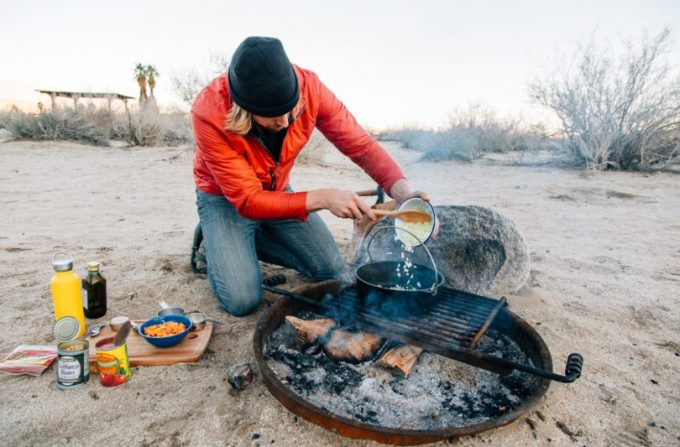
[225,102,252,135]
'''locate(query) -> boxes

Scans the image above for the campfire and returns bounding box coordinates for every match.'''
[254,280,582,444]
[266,309,540,429]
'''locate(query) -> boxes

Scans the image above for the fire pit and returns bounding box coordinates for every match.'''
[254,281,558,445]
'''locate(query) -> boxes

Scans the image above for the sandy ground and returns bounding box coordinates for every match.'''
[0,140,678,447]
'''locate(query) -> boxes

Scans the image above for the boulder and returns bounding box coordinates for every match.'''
[350,204,530,296]
[427,206,530,296]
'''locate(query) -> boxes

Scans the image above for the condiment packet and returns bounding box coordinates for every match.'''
[0,344,58,376]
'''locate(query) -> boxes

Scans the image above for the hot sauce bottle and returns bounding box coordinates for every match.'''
[82,261,107,319]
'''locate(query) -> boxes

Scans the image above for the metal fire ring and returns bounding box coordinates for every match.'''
[254,280,552,445]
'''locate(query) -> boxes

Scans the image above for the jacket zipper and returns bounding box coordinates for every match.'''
[250,112,295,191]
[251,137,279,191]
[268,166,278,191]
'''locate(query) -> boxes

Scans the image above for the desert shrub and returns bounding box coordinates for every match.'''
[296,129,333,165]
[377,128,435,151]
[0,111,9,129]
[112,110,162,146]
[113,112,187,146]
[378,105,547,162]
[112,105,193,147]
[171,52,230,106]
[530,28,680,170]
[0,109,110,146]
[159,111,194,145]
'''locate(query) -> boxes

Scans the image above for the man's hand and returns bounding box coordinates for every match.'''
[306,189,377,220]
[388,179,430,205]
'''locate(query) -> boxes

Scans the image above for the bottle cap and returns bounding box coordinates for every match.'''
[87,261,100,271]
[52,253,74,272]
[53,316,80,342]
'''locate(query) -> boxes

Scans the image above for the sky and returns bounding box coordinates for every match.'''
[1,0,679,129]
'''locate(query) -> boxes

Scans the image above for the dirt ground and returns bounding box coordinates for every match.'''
[0,140,678,447]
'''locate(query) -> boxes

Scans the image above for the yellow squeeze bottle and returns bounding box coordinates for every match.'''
[50,253,86,337]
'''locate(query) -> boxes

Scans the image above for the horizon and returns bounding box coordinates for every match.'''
[1,0,679,129]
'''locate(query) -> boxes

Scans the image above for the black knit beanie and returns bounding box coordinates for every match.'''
[228,36,299,117]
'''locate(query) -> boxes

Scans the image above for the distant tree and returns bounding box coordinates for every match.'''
[171,52,230,105]
[134,63,148,103]
[530,28,680,170]
[145,65,159,98]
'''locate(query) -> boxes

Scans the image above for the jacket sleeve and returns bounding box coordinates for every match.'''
[192,114,309,220]
[315,79,405,193]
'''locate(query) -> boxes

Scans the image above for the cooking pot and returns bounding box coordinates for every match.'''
[355,226,445,317]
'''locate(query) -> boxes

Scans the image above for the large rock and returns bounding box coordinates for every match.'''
[350,204,530,297]
[427,206,530,295]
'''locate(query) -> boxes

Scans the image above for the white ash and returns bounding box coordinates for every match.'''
[265,316,540,430]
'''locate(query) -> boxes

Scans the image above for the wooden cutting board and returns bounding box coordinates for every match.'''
[87,321,213,367]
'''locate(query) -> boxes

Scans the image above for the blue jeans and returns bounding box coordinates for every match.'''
[196,189,345,316]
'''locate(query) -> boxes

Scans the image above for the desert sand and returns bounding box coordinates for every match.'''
[0,139,678,446]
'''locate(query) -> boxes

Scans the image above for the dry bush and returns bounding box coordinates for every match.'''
[530,28,680,170]
[113,109,162,146]
[0,109,111,146]
[296,129,333,165]
[112,108,193,147]
[0,106,192,148]
[171,52,230,106]
[378,104,547,162]
[0,113,9,130]
[160,111,194,145]
[376,128,434,150]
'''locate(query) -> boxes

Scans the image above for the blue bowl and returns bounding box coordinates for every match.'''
[138,315,193,348]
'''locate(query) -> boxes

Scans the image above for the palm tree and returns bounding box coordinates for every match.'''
[133,63,148,103]
[145,65,159,98]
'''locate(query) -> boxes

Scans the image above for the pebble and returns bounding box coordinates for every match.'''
[228,363,253,390]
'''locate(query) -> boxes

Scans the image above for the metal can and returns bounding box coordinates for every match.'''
[56,338,90,390]
[94,337,131,387]
[53,316,81,343]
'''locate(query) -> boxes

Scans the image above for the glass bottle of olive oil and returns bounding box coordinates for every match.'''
[82,261,107,319]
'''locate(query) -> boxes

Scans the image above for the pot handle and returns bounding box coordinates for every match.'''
[364,225,440,295]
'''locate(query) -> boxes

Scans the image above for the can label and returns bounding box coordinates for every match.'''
[57,339,89,390]
[95,337,131,387]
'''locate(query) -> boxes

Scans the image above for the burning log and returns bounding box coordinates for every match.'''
[284,316,383,363]
[375,344,423,377]
[285,316,335,344]
[323,329,383,363]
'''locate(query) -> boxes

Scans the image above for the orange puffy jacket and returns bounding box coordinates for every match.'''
[191,65,405,221]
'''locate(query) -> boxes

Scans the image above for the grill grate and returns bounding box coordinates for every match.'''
[318,286,507,351]
[264,282,584,382]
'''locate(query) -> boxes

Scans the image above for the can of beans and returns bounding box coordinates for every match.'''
[56,338,90,390]
[94,337,131,387]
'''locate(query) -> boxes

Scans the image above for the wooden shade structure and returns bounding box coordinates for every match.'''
[36,90,135,112]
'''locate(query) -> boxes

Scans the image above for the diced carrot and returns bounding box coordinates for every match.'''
[143,322,186,337]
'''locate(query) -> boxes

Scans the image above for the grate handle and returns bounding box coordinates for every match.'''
[564,353,583,380]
